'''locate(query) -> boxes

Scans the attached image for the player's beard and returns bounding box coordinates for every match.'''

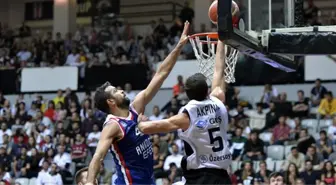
[117,97,131,109]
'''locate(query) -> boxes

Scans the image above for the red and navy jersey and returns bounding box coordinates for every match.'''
[104,106,154,185]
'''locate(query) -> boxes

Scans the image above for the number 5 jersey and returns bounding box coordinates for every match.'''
[178,96,232,170]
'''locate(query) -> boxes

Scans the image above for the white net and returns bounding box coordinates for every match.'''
[189,34,239,84]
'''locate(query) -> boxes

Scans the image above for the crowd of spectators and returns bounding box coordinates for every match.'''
[0,76,335,185]
[0,16,195,75]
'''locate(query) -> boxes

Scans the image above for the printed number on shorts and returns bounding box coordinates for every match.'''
[208,127,224,152]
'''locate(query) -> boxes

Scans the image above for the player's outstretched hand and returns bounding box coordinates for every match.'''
[178,21,190,45]
[137,113,149,123]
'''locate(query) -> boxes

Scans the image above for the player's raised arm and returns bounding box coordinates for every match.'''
[86,121,123,185]
[131,22,190,114]
[210,40,226,102]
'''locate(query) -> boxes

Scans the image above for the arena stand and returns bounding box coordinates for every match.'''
[0,0,336,185]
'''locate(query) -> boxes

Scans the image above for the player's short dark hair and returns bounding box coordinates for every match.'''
[75,167,88,184]
[94,82,113,113]
[185,73,208,101]
[269,172,283,179]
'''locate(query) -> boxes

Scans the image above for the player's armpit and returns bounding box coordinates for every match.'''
[138,113,190,134]
[210,86,225,102]
[86,121,122,184]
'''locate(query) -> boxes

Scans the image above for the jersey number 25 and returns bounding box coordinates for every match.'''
[208,127,224,152]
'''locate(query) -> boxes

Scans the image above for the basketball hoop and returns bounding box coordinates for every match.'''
[189,32,239,84]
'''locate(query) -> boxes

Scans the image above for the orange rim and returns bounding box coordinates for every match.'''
[189,32,219,39]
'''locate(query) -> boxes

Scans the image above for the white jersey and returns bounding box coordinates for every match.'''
[178,96,232,170]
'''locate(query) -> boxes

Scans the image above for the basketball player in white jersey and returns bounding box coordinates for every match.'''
[138,40,232,184]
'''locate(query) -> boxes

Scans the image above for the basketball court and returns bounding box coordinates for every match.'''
[189,0,336,83]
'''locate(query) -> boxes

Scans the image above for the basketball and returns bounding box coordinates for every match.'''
[208,0,239,25]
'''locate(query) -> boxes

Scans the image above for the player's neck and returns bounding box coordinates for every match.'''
[112,108,130,118]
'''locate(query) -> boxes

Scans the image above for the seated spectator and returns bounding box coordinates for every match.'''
[173,75,184,97]
[53,90,65,105]
[44,101,56,122]
[36,162,63,185]
[263,102,278,131]
[321,161,336,185]
[327,116,336,141]
[165,98,180,115]
[65,48,80,66]
[81,110,98,137]
[318,91,336,118]
[167,163,183,183]
[11,147,31,178]
[97,163,113,185]
[292,90,309,118]
[284,163,300,185]
[290,117,303,140]
[149,105,164,121]
[235,161,256,185]
[152,134,168,157]
[243,130,265,161]
[0,147,10,172]
[284,147,305,172]
[11,133,27,156]
[176,86,188,106]
[246,103,266,130]
[299,160,320,185]
[23,116,35,136]
[71,134,88,165]
[28,148,40,178]
[230,127,247,160]
[124,83,136,102]
[39,135,54,153]
[87,124,101,154]
[0,123,12,145]
[163,144,183,171]
[39,148,55,167]
[53,144,71,170]
[255,161,272,183]
[80,99,92,121]
[0,165,11,185]
[297,129,316,154]
[305,146,324,170]
[311,78,327,107]
[16,43,32,65]
[260,84,278,108]
[271,116,290,145]
[316,130,333,159]
[233,105,248,124]
[274,93,293,117]
[153,145,164,178]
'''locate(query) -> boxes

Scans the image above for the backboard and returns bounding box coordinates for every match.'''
[217,0,336,72]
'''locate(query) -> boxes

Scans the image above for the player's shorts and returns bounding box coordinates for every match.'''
[182,168,232,185]
[181,156,231,185]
